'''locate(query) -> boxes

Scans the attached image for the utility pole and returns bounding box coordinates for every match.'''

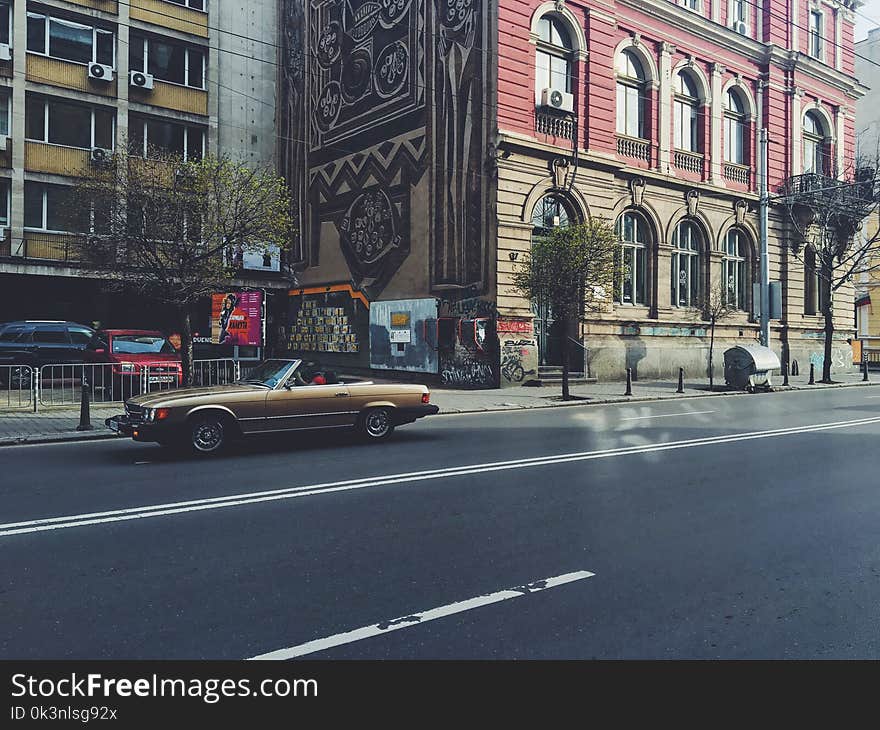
[759,128,770,347]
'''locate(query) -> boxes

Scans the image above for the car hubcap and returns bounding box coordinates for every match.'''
[365,410,390,437]
[194,421,223,451]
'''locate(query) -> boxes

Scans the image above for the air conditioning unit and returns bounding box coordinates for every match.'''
[0,44,11,62]
[88,62,114,82]
[540,87,574,114]
[129,70,154,90]
[90,146,113,165]
[733,21,748,35]
[0,136,6,152]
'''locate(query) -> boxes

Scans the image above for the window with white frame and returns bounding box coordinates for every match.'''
[730,0,748,33]
[534,15,574,104]
[0,2,11,47]
[615,211,649,305]
[129,115,205,160]
[809,11,823,59]
[129,34,205,89]
[0,178,9,228]
[26,14,114,67]
[0,89,9,138]
[25,96,114,149]
[671,220,703,307]
[678,0,699,11]
[723,229,750,310]
[803,110,829,175]
[616,49,647,139]
[673,70,700,153]
[166,0,205,9]
[724,88,747,164]
[24,182,73,231]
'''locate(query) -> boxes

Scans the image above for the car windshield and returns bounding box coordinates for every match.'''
[238,360,298,388]
[111,335,176,354]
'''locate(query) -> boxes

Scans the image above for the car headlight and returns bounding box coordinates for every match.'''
[144,408,155,422]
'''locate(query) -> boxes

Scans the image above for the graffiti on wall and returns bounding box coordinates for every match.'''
[431,0,489,289]
[435,295,496,387]
[497,318,538,387]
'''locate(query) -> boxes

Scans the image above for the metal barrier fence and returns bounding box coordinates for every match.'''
[35,359,241,407]
[864,348,880,364]
[0,365,35,409]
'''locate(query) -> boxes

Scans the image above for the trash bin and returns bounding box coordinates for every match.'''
[723,345,781,391]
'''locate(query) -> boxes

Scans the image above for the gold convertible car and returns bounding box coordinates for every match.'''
[106,359,439,453]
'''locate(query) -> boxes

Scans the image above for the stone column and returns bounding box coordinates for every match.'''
[709,63,725,185]
[835,106,845,179]
[9,0,26,256]
[790,87,803,177]
[116,0,130,154]
[658,42,675,175]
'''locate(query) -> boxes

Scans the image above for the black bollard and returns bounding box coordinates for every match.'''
[76,375,94,431]
[625,367,633,396]
[676,367,684,394]
[864,357,870,382]
[783,361,790,387]
[792,359,799,376]
[808,362,815,385]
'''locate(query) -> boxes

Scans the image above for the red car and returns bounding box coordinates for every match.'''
[84,330,182,394]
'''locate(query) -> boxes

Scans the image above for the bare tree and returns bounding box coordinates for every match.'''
[692,282,737,391]
[63,147,294,384]
[779,160,879,383]
[512,218,618,400]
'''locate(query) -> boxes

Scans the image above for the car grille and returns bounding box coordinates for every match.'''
[125,402,145,423]
[146,365,179,374]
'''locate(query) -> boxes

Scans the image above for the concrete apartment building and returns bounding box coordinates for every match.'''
[283,0,863,387]
[0,0,281,339]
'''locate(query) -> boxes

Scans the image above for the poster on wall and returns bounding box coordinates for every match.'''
[211,291,264,346]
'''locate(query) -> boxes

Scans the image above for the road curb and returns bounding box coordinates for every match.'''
[0,379,875,444]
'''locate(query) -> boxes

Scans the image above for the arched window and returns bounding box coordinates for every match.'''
[615,211,649,305]
[535,16,574,105]
[802,245,827,315]
[724,89,748,165]
[671,220,703,307]
[530,194,574,239]
[616,49,647,139]
[723,229,750,311]
[803,111,829,175]
[673,70,700,153]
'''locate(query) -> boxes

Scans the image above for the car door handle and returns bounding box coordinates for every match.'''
[334,391,349,397]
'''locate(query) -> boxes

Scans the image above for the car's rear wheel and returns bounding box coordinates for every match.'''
[359,407,395,441]
[190,414,226,454]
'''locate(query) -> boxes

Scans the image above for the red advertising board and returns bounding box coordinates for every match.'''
[211,291,264,346]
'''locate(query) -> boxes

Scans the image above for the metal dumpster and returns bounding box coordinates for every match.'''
[723,345,781,391]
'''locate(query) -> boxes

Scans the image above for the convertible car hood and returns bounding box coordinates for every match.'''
[127,383,267,407]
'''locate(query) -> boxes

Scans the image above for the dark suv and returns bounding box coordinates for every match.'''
[0,321,95,385]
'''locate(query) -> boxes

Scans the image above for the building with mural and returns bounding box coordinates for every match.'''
[281,0,864,387]
[0,0,284,345]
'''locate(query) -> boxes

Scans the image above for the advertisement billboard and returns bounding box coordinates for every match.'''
[211,290,264,346]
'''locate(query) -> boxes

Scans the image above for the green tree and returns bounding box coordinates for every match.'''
[512,218,618,400]
[64,147,294,385]
[693,282,736,391]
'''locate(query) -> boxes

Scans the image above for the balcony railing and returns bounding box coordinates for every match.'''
[673,149,704,176]
[616,135,651,164]
[535,111,575,142]
[130,0,208,37]
[130,80,207,115]
[23,232,79,262]
[25,141,90,176]
[26,54,117,97]
[723,162,751,186]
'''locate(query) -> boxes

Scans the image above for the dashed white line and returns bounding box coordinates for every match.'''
[4,414,880,538]
[620,410,716,421]
[248,570,595,660]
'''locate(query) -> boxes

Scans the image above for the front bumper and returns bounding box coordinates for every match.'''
[105,415,171,442]
[392,404,440,425]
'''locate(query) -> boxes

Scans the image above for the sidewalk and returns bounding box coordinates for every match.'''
[0,370,875,446]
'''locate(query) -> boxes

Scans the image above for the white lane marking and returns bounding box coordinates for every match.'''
[620,410,716,421]
[134,461,151,465]
[248,570,595,660]
[866,396,880,399]
[4,414,880,538]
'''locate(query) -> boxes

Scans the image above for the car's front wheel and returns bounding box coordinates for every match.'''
[359,407,395,441]
[190,414,227,454]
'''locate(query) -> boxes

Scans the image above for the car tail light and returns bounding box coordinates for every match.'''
[422,392,430,404]
[155,408,170,421]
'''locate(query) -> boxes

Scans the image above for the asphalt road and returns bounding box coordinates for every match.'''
[2,386,880,659]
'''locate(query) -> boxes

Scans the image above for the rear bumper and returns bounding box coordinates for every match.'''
[392,404,440,425]
[105,415,175,442]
